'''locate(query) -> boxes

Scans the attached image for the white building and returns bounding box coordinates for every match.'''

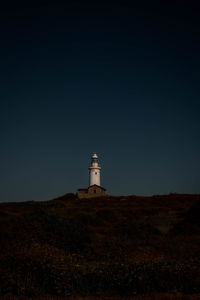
[77,153,106,198]
[88,153,101,186]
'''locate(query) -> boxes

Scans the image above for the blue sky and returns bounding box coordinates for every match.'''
[0,1,200,201]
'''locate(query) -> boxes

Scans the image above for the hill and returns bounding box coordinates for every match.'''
[0,193,200,299]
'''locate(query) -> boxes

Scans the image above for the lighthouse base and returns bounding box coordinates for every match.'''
[77,184,106,199]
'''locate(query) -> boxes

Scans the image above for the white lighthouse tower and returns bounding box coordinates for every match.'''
[89,153,101,186]
[77,153,106,198]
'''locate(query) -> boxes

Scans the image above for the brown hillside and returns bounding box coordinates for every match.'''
[0,193,200,298]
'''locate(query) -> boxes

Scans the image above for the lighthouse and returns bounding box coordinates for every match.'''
[77,153,106,198]
[89,153,101,186]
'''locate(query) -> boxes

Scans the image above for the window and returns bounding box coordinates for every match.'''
[92,158,98,164]
[94,189,96,194]
[95,172,97,175]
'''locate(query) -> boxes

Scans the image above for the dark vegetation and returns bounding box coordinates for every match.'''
[0,193,200,299]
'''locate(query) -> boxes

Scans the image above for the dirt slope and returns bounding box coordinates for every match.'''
[0,193,200,298]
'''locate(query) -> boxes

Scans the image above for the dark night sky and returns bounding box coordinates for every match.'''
[0,1,200,201]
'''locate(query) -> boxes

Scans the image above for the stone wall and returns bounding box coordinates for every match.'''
[77,185,106,199]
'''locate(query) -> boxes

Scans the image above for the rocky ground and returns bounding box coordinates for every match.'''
[0,193,200,299]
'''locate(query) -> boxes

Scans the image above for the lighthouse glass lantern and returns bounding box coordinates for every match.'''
[89,153,101,186]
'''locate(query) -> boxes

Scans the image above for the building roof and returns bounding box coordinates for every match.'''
[88,184,106,191]
[78,185,106,192]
